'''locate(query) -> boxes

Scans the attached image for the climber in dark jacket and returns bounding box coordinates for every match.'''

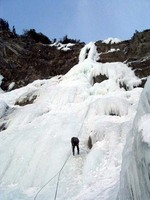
[71,137,79,156]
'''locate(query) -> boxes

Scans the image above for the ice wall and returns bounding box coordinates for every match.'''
[79,42,99,62]
[118,76,150,200]
[0,42,143,200]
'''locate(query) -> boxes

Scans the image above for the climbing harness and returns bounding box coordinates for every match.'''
[33,103,90,200]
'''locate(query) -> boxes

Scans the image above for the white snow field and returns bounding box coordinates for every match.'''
[0,42,146,200]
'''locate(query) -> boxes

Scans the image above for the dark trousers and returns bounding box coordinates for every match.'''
[72,144,79,155]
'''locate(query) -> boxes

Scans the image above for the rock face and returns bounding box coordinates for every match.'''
[0,30,84,90]
[96,30,150,87]
[0,29,150,90]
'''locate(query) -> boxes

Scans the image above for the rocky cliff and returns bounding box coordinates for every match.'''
[0,29,150,91]
[0,30,84,90]
[96,30,150,87]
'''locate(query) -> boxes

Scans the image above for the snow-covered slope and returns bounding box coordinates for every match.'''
[0,42,144,200]
[102,37,122,44]
[118,77,150,200]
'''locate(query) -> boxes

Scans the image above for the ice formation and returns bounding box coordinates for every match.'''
[0,42,144,200]
[118,77,150,200]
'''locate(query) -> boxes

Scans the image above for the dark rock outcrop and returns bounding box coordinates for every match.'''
[0,30,84,90]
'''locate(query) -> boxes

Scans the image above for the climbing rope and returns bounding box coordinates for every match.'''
[34,103,90,200]
[54,171,61,200]
[53,104,90,200]
[53,154,70,200]
[34,154,71,200]
[34,171,58,200]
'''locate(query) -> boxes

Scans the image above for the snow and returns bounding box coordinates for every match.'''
[0,100,8,118]
[0,74,4,93]
[101,48,120,53]
[8,82,15,91]
[108,48,120,52]
[50,42,75,51]
[79,42,99,62]
[71,54,141,91]
[0,74,3,85]
[139,114,150,144]
[102,38,122,44]
[0,42,145,200]
[118,76,150,200]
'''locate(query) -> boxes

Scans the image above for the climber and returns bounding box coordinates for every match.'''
[71,137,80,156]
